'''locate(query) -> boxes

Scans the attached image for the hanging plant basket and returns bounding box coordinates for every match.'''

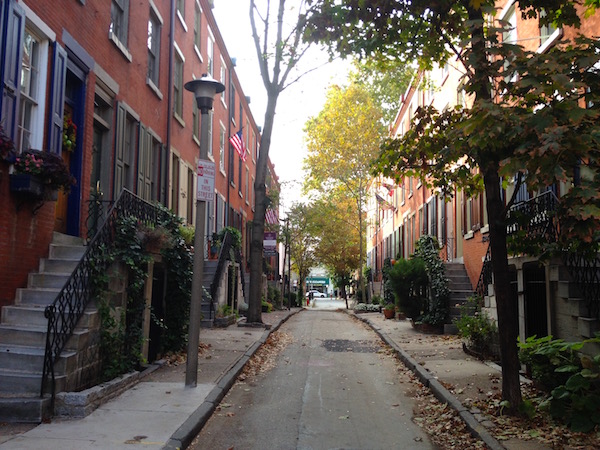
[9,173,44,198]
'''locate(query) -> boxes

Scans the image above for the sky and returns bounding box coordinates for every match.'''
[211,1,351,211]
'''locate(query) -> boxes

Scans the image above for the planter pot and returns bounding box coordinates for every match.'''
[383,308,395,319]
[9,173,44,198]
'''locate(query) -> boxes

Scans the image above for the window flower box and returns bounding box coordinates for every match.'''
[9,173,44,198]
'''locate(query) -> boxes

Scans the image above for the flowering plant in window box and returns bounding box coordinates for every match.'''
[12,150,76,194]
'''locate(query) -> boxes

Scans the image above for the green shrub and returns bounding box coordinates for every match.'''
[386,257,427,318]
[414,235,449,326]
[371,295,382,305]
[455,296,498,358]
[518,334,600,432]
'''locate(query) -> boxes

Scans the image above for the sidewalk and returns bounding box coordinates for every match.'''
[353,312,552,450]
[1,307,552,450]
[0,309,300,450]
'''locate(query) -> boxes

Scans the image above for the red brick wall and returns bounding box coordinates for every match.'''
[0,163,54,316]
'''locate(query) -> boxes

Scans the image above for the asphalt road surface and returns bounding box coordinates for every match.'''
[190,310,435,450]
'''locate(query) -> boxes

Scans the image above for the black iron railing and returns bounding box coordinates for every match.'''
[506,190,559,241]
[41,189,169,402]
[475,244,492,299]
[86,189,115,241]
[564,252,600,319]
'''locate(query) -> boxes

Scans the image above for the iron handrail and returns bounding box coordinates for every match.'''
[41,189,169,402]
[475,244,492,299]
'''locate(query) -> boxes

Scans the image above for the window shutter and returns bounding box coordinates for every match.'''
[1,0,25,140]
[114,102,126,196]
[48,42,67,154]
[137,124,152,200]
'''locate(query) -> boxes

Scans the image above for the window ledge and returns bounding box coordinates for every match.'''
[108,32,132,62]
[480,224,489,234]
[192,135,200,146]
[194,45,203,62]
[238,191,243,198]
[174,113,185,128]
[537,28,562,54]
[464,230,474,240]
[147,79,163,100]
[177,11,188,32]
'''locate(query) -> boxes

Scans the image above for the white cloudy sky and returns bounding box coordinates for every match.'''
[212,1,351,210]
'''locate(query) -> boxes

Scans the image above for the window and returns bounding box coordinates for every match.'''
[114,103,139,195]
[220,57,227,106]
[230,84,236,124]
[539,9,559,52]
[176,0,185,20]
[207,35,214,76]
[408,177,413,197]
[219,122,226,172]
[174,52,183,118]
[17,29,41,152]
[245,166,249,203]
[147,8,161,87]
[171,153,180,213]
[400,179,406,204]
[207,111,213,159]
[251,176,255,209]
[92,87,114,197]
[502,5,518,82]
[194,4,202,51]
[238,152,243,194]
[187,166,194,224]
[252,130,256,161]
[110,0,129,46]
[192,100,199,141]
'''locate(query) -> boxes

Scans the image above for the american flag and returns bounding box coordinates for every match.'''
[265,208,278,225]
[229,130,247,161]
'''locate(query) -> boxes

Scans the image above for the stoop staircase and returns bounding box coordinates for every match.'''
[445,263,474,325]
[0,232,97,423]
[201,260,218,327]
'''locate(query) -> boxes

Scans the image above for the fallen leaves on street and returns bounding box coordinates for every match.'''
[238,330,293,380]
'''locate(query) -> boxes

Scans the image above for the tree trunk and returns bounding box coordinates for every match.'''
[484,167,522,411]
[467,1,522,411]
[247,92,279,324]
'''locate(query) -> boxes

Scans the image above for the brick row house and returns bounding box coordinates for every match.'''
[367,1,600,344]
[0,0,278,420]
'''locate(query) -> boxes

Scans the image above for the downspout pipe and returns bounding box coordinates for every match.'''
[166,0,175,208]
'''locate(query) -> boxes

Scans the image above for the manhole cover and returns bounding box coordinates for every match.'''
[322,339,379,353]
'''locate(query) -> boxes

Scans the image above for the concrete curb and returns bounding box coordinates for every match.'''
[163,309,302,450]
[353,313,506,450]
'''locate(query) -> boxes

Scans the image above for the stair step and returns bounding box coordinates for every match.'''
[28,272,72,289]
[2,305,99,328]
[49,244,86,261]
[0,344,77,374]
[52,232,85,246]
[39,258,79,273]
[0,368,65,396]
[0,324,88,350]
[0,396,52,423]
[16,287,61,306]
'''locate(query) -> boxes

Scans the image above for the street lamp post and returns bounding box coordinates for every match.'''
[184,74,225,387]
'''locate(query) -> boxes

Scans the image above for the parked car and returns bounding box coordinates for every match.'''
[306,290,326,298]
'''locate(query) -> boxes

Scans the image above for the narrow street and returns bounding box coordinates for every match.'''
[190,311,435,450]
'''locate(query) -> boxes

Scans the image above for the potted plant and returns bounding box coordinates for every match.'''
[0,125,17,164]
[10,150,75,200]
[383,302,396,319]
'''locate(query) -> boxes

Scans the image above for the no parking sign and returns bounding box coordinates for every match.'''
[197,160,215,201]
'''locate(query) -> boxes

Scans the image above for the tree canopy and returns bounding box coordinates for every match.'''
[304,0,600,412]
[303,82,386,301]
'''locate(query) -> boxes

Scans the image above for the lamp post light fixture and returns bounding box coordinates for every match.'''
[184,74,225,387]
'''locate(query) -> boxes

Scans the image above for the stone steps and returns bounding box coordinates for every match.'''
[0,232,94,422]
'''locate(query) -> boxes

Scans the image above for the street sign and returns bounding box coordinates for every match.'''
[197,160,215,201]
